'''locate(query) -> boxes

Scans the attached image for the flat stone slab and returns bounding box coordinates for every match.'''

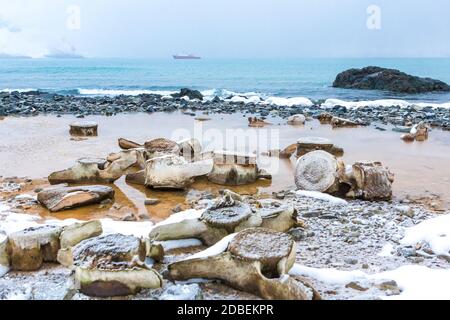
[201,203,253,229]
[228,228,294,266]
[37,185,115,212]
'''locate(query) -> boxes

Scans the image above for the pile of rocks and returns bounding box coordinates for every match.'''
[41,137,271,212]
[0,191,320,300]
[294,150,394,201]
[1,90,449,130]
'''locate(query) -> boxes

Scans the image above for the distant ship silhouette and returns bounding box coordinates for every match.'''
[173,54,201,60]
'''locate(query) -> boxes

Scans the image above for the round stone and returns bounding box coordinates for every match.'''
[228,228,294,265]
[201,203,253,229]
[295,150,339,192]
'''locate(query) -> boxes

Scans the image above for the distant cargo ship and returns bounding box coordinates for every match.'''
[173,54,201,60]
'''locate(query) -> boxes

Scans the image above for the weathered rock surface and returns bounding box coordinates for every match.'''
[48,150,139,184]
[257,200,298,232]
[144,138,180,157]
[207,151,269,185]
[411,121,429,142]
[150,194,297,246]
[248,117,271,127]
[7,225,62,271]
[69,121,98,136]
[333,66,450,93]
[348,161,394,200]
[150,195,260,245]
[59,220,103,249]
[295,150,345,194]
[317,112,334,124]
[0,234,9,268]
[177,138,202,161]
[331,116,361,128]
[125,170,146,185]
[168,228,320,300]
[296,137,344,157]
[62,234,162,297]
[118,138,142,150]
[144,154,213,189]
[287,114,306,125]
[38,185,114,212]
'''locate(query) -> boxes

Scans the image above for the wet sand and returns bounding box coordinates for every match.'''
[0,111,449,220]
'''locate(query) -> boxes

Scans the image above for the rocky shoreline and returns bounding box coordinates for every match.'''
[0,88,449,301]
[0,183,448,300]
[1,90,449,130]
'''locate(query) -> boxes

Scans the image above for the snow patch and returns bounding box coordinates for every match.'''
[157,239,203,251]
[0,212,41,235]
[290,264,450,300]
[154,209,204,227]
[186,233,237,260]
[290,264,367,285]
[400,214,450,257]
[0,265,9,278]
[372,265,450,300]
[100,219,154,238]
[264,96,313,107]
[295,190,348,205]
[378,243,394,257]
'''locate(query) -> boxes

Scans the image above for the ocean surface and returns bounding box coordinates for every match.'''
[1,58,450,104]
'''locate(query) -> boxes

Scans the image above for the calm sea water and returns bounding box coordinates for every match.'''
[1,58,450,103]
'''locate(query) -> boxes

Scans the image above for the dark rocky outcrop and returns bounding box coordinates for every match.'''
[333,66,450,93]
[171,88,204,100]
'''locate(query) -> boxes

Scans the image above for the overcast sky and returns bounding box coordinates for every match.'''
[0,0,449,58]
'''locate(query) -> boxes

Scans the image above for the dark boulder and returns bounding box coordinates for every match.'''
[172,88,204,101]
[333,66,450,93]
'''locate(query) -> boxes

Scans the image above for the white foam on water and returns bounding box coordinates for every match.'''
[77,88,177,96]
[321,98,450,109]
[229,95,261,104]
[263,96,314,107]
[0,88,37,93]
[295,190,348,205]
[400,213,450,257]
